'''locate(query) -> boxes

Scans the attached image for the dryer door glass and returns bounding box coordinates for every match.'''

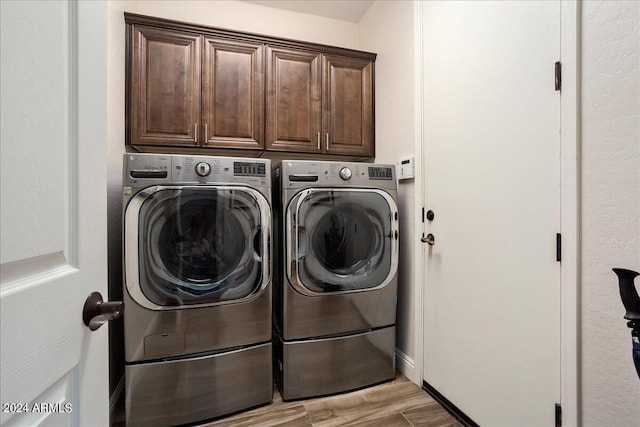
[293,190,395,293]
[137,187,266,306]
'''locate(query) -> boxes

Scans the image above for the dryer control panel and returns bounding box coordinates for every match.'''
[281,160,396,190]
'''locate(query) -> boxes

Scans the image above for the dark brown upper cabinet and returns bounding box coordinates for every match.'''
[266,47,322,153]
[323,55,374,156]
[125,13,375,157]
[129,25,201,146]
[202,38,264,149]
[128,24,263,149]
[266,48,374,156]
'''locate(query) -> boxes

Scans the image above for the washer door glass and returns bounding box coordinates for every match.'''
[292,190,396,293]
[137,187,265,306]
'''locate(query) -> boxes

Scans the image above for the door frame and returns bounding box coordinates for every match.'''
[410,1,579,426]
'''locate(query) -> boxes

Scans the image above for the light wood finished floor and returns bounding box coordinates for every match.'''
[113,372,462,426]
[202,373,461,427]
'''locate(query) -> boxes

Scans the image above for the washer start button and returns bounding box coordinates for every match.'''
[195,162,211,177]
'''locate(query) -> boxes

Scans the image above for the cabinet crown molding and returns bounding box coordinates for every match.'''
[124,12,377,61]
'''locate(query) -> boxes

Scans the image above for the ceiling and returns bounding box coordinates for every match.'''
[244,0,375,23]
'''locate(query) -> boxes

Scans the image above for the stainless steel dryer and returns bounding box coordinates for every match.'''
[122,153,272,426]
[273,160,399,400]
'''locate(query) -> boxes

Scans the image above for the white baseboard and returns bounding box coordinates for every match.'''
[395,348,417,383]
[109,375,124,419]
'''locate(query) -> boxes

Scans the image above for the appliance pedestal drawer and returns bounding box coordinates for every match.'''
[275,327,395,401]
[125,343,272,426]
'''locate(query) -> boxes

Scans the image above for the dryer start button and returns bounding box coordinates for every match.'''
[339,167,352,180]
[195,162,211,177]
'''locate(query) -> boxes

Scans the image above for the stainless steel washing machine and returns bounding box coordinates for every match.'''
[122,153,272,426]
[273,160,399,400]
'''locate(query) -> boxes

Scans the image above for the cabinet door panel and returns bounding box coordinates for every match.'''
[130,25,200,146]
[202,38,264,149]
[266,47,321,153]
[324,55,374,156]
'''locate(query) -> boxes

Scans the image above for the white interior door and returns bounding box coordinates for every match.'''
[1,1,108,426]
[420,2,561,426]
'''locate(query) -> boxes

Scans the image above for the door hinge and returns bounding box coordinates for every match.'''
[555,61,562,91]
[556,233,562,262]
[555,403,562,427]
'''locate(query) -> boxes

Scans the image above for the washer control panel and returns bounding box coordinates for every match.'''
[124,154,270,188]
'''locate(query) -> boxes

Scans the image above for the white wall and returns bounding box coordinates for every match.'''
[358,0,417,377]
[580,1,640,426]
[106,0,135,398]
[126,0,359,48]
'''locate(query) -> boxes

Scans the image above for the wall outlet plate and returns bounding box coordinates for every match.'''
[397,156,415,180]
